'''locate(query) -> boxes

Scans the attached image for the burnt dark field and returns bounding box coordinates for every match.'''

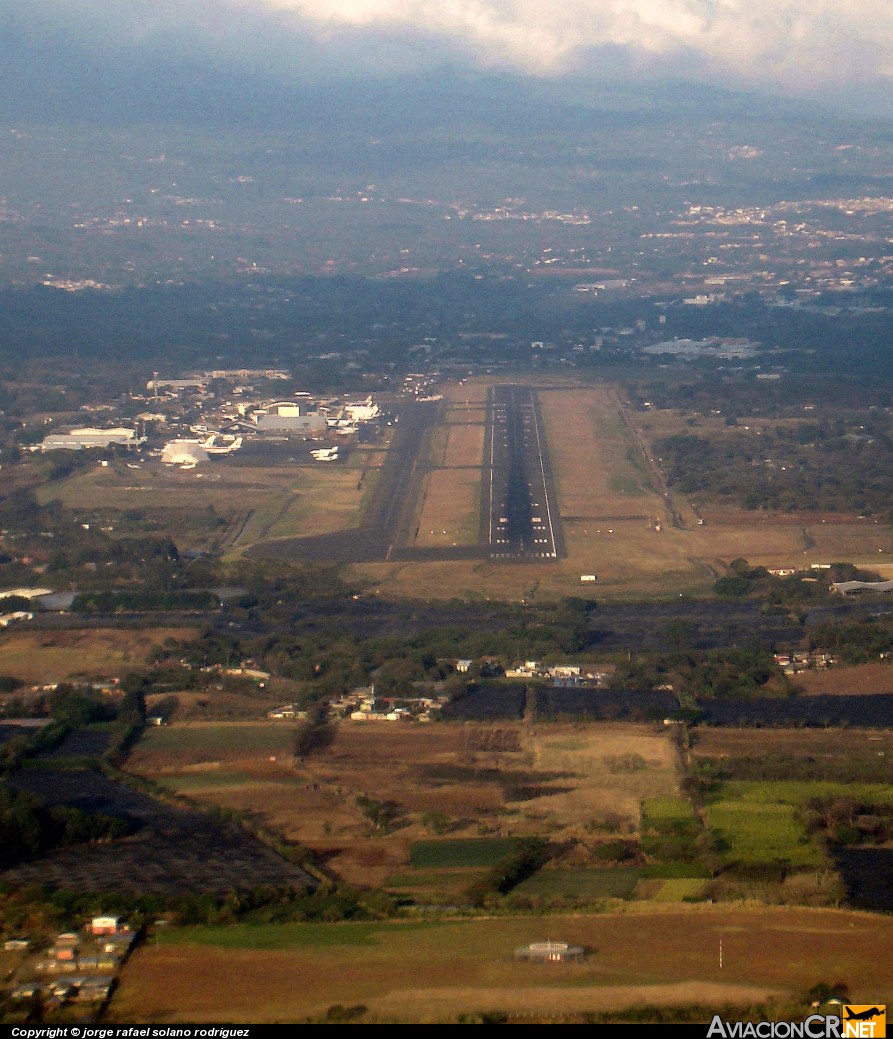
[3,765,316,895]
[586,601,804,653]
[440,683,528,721]
[835,848,893,912]
[700,694,893,728]
[39,726,113,760]
[537,688,678,722]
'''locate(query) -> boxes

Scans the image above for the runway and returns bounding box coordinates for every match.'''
[251,387,564,565]
[483,385,563,561]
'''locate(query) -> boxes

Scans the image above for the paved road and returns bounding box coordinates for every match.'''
[483,385,563,560]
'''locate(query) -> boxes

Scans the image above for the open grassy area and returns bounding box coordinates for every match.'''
[127,721,295,768]
[0,626,197,684]
[692,727,893,763]
[651,878,710,902]
[413,389,485,549]
[254,468,367,542]
[109,905,893,1022]
[539,384,654,519]
[414,468,482,548]
[36,452,371,558]
[691,727,893,788]
[716,779,893,807]
[384,868,489,898]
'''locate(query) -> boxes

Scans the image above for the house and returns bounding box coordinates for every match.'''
[267,704,306,720]
[54,932,80,956]
[10,982,41,1001]
[103,931,136,953]
[549,665,582,680]
[76,976,116,1003]
[90,915,122,935]
[456,659,473,673]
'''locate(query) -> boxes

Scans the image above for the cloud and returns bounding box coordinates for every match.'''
[6,0,893,102]
[252,0,893,88]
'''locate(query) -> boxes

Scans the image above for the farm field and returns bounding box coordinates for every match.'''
[795,663,893,696]
[108,906,893,1023]
[700,694,893,729]
[705,798,823,869]
[691,726,893,766]
[686,728,893,906]
[127,720,683,891]
[0,626,197,685]
[128,721,296,767]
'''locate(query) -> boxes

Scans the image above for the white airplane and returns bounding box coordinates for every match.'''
[311,446,339,461]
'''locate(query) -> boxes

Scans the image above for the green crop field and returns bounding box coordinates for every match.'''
[385,869,486,891]
[137,723,293,756]
[718,780,893,806]
[652,878,709,903]
[641,797,696,826]
[513,867,641,900]
[408,838,522,869]
[705,801,822,867]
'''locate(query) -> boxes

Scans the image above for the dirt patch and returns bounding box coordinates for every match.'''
[691,726,893,760]
[795,663,893,696]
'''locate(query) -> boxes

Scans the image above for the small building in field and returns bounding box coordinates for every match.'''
[515,941,585,963]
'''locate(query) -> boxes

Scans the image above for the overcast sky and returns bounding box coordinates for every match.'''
[6,0,893,116]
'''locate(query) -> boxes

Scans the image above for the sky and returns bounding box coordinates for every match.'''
[5,0,893,117]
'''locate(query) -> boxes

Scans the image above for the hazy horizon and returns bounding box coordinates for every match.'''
[4,1,893,125]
